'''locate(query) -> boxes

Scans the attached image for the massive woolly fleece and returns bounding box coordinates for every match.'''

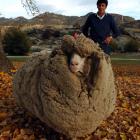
[13,34,116,138]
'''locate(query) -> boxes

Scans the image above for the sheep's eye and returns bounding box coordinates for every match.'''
[71,62,78,66]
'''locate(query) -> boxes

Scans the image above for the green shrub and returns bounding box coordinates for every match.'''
[110,40,118,52]
[124,39,140,52]
[73,22,81,29]
[2,28,31,55]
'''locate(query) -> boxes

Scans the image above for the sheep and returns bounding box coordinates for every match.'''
[13,33,116,139]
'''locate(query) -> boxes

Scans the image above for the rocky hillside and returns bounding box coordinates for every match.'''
[0,12,135,27]
[0,16,28,26]
[120,20,140,40]
[121,20,140,28]
[0,12,139,52]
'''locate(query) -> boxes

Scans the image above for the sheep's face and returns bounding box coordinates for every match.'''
[69,53,85,73]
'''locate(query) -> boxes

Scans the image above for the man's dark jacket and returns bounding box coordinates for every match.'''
[82,13,120,54]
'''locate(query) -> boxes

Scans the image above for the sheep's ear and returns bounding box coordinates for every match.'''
[85,53,101,88]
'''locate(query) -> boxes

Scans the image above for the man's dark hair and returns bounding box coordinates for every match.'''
[97,0,108,6]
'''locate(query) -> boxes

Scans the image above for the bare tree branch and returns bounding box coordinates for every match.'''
[21,0,39,16]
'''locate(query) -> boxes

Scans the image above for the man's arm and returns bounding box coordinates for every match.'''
[104,16,120,45]
[82,15,91,37]
[110,16,120,38]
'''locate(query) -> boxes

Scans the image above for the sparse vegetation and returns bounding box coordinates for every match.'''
[110,39,118,52]
[2,28,31,55]
[42,29,61,39]
[73,22,81,29]
[124,38,140,52]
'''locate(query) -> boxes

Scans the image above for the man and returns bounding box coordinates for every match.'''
[82,0,120,55]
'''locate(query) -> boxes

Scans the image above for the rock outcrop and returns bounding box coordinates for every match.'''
[13,34,116,138]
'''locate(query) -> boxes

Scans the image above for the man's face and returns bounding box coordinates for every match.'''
[97,3,107,14]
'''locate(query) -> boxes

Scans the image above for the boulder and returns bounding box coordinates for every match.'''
[13,34,116,138]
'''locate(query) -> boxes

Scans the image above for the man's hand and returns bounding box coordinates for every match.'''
[104,36,113,45]
[73,32,79,39]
